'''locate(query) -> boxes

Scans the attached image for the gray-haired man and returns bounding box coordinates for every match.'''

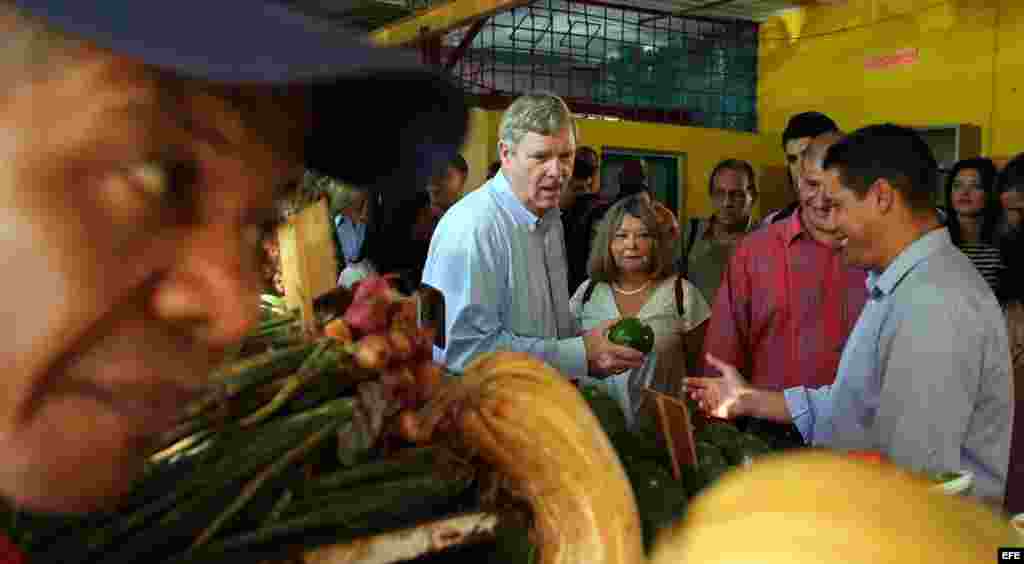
[423,92,644,378]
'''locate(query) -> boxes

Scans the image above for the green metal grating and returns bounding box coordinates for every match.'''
[442,0,759,131]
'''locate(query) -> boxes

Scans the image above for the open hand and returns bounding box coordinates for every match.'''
[684,353,751,419]
[584,319,646,378]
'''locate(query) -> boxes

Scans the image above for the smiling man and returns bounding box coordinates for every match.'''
[0,0,467,518]
[422,93,644,379]
[761,111,838,226]
[697,131,867,449]
[687,124,1013,503]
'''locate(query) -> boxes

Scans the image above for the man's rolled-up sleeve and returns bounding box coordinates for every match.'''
[784,385,832,444]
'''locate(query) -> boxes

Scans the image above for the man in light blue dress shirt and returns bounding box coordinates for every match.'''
[333,188,368,267]
[422,93,644,378]
[687,124,1012,502]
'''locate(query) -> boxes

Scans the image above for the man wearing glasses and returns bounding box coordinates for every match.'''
[676,159,759,303]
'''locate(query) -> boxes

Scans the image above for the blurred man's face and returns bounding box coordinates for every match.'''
[0,41,305,512]
[561,175,592,209]
[785,137,812,193]
[710,168,754,228]
[1002,188,1024,230]
[427,165,466,211]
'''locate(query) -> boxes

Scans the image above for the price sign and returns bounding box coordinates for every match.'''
[644,389,698,480]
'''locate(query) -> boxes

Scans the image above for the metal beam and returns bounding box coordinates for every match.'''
[443,17,488,71]
[370,0,532,47]
[638,0,741,25]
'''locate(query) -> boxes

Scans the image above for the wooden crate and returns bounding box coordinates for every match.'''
[277,197,339,324]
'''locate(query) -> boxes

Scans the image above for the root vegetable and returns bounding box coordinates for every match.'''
[388,330,415,362]
[413,361,443,402]
[396,409,426,444]
[323,319,353,345]
[423,351,644,564]
[343,299,391,335]
[354,335,392,371]
[390,297,419,334]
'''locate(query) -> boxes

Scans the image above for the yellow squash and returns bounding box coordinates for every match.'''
[650,449,1017,564]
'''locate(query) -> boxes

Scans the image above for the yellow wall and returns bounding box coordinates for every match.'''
[460,108,500,195]
[760,0,1024,159]
[459,109,784,221]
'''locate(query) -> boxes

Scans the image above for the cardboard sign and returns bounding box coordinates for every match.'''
[644,389,697,480]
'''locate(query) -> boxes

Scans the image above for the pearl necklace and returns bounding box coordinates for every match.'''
[612,280,650,295]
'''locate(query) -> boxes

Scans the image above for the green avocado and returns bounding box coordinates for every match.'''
[607,317,655,354]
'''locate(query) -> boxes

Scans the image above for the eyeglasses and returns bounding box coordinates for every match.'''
[951,181,982,192]
[711,191,750,203]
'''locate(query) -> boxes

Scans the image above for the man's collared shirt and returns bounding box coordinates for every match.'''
[421,171,586,377]
[785,228,1013,500]
[702,211,868,390]
[334,214,366,266]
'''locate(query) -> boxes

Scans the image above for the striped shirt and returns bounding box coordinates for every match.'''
[959,243,1005,296]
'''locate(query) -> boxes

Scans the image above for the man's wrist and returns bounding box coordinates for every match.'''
[740,387,793,424]
[734,386,757,418]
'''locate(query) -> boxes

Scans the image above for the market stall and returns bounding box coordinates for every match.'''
[3,195,1016,563]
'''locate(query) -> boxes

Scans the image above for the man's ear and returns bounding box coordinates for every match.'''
[498,141,512,165]
[874,178,895,214]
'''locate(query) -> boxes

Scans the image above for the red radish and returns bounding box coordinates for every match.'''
[343,298,391,334]
[352,274,398,304]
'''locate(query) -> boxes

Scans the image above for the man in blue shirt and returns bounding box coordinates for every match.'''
[422,93,644,378]
[333,188,369,268]
[687,124,1012,502]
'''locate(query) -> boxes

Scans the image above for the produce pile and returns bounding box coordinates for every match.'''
[4,277,475,564]
[579,387,780,552]
[2,276,790,564]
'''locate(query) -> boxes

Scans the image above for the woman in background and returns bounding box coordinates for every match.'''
[570,196,710,427]
[944,157,1005,295]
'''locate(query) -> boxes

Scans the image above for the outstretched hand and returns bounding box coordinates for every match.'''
[684,353,751,420]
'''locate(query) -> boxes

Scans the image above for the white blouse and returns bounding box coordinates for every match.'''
[570,275,711,426]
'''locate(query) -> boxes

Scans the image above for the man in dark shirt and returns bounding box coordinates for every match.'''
[562,154,600,294]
